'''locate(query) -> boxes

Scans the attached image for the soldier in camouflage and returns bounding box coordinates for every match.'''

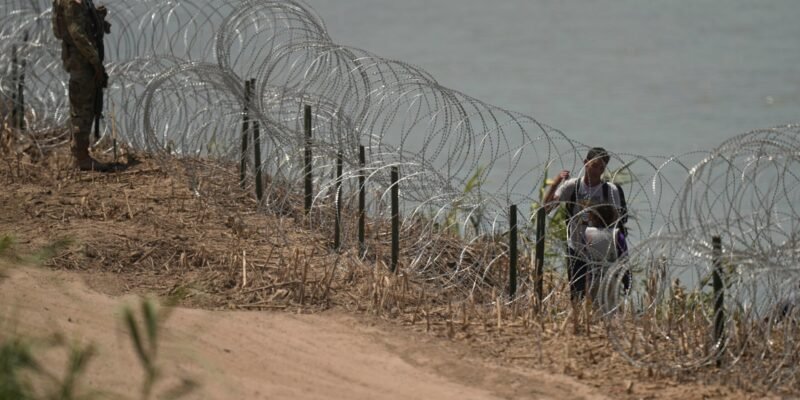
[52,0,113,171]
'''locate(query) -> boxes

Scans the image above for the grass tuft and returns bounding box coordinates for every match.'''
[27,237,73,265]
[0,337,38,400]
[0,235,13,257]
[0,297,195,400]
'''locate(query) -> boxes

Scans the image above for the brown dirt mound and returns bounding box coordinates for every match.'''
[2,264,613,399]
[0,144,779,399]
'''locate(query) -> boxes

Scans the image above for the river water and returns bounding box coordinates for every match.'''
[303,2,800,293]
[305,0,800,157]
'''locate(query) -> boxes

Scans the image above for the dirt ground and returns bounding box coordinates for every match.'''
[0,145,780,399]
[1,263,610,400]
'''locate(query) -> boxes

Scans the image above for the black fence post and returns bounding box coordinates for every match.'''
[509,204,518,299]
[390,166,399,273]
[534,206,546,306]
[240,79,251,188]
[16,34,26,131]
[251,79,263,202]
[11,44,18,130]
[712,235,725,367]
[358,145,366,258]
[334,152,343,251]
[304,105,313,214]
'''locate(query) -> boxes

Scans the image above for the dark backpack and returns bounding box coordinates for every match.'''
[568,180,628,233]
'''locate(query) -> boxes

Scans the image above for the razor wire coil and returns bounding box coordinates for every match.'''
[2,0,799,387]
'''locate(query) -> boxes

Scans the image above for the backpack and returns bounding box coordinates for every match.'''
[568,180,628,234]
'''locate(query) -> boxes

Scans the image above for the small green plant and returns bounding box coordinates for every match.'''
[124,300,159,399]
[123,299,195,400]
[0,336,39,399]
[27,237,73,265]
[0,332,98,400]
[0,298,195,400]
[442,165,486,237]
[0,235,13,257]
[205,127,222,159]
[603,159,637,186]
[0,236,77,268]
[525,166,568,266]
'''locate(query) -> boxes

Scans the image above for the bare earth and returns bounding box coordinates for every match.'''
[1,263,605,400]
[0,147,774,399]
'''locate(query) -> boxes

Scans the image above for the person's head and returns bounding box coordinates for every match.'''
[583,147,610,183]
[588,203,618,228]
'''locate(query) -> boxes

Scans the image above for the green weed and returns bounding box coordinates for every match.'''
[442,166,486,237]
[0,337,38,399]
[0,333,98,400]
[0,235,13,257]
[122,298,195,400]
[0,298,195,400]
[26,237,73,265]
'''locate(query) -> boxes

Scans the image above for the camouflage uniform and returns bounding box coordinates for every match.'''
[52,0,106,169]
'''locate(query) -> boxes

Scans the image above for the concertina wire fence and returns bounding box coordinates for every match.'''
[2,0,799,387]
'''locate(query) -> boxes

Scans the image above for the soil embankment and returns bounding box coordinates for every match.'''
[0,149,768,399]
[1,263,604,399]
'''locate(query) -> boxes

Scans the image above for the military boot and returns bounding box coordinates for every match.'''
[72,133,122,172]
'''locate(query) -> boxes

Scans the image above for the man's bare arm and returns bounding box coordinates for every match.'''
[543,170,570,212]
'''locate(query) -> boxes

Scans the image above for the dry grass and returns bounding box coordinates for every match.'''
[0,132,793,399]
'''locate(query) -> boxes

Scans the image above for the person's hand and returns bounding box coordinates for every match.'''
[96,5,111,33]
[543,169,569,208]
[553,170,570,186]
[93,64,107,87]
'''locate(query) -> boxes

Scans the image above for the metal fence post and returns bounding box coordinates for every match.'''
[334,152,343,251]
[391,166,399,273]
[509,204,518,298]
[712,235,725,367]
[358,145,366,258]
[534,206,546,306]
[240,79,250,188]
[251,79,263,202]
[304,105,313,214]
[11,44,18,130]
[17,36,26,131]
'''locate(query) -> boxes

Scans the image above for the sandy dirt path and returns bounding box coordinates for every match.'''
[0,263,606,399]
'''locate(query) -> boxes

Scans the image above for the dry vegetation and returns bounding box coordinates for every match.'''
[0,128,788,399]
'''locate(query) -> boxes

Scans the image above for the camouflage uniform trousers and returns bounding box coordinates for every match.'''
[67,64,97,157]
